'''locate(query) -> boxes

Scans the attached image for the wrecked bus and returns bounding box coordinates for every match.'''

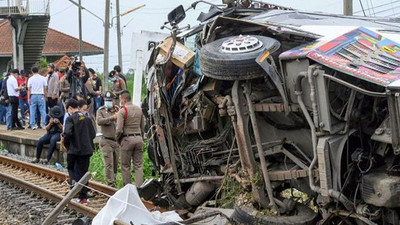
[142,1,400,224]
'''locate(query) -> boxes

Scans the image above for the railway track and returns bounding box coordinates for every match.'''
[0,180,82,224]
[0,154,134,224]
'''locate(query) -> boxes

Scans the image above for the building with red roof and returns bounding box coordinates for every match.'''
[0,20,103,73]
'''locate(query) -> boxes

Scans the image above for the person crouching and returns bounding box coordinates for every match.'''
[31,105,64,164]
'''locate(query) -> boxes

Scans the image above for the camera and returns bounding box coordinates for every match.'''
[71,56,82,76]
[73,60,81,69]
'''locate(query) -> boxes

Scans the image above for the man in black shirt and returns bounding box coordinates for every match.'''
[0,72,10,129]
[67,59,89,100]
[64,99,96,204]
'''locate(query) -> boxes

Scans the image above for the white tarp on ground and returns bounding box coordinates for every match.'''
[92,184,181,225]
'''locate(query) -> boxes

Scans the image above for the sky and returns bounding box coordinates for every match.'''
[48,0,399,73]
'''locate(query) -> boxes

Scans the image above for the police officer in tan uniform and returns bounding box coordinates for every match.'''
[109,70,126,106]
[115,90,144,186]
[97,91,119,187]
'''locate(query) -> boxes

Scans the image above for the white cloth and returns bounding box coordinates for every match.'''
[27,73,47,94]
[92,184,182,225]
[62,113,70,132]
[7,75,19,97]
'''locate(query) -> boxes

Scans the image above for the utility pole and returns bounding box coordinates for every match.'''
[104,0,110,91]
[133,50,143,105]
[116,0,122,71]
[344,0,353,16]
[78,0,82,61]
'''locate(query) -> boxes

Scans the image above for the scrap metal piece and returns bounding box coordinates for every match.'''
[317,137,333,197]
[253,103,299,112]
[156,126,171,165]
[231,81,269,208]
[268,169,319,181]
[243,82,277,210]
[256,49,289,113]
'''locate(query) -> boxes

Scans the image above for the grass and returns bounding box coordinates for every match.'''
[126,72,147,101]
[90,73,152,188]
[88,141,156,189]
[219,176,242,208]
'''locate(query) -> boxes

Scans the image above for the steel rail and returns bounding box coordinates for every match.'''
[0,154,117,195]
[0,155,132,224]
[0,170,98,218]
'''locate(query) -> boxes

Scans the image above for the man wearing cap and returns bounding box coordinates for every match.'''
[109,70,126,106]
[46,63,59,110]
[96,91,119,187]
[31,105,64,164]
[115,90,144,186]
[7,69,24,130]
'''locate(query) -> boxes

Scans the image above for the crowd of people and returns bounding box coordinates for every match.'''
[0,59,144,204]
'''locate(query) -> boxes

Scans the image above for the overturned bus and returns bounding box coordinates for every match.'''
[142,1,400,224]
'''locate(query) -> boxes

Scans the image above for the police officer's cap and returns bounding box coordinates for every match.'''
[104,91,115,100]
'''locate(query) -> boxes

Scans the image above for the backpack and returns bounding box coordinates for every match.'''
[0,76,9,106]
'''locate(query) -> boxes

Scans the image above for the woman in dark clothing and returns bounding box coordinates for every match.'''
[31,105,64,164]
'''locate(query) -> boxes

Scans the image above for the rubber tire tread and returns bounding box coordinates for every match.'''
[232,203,317,225]
[199,35,280,80]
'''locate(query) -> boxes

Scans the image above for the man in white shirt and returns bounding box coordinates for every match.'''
[28,67,48,130]
[7,69,24,130]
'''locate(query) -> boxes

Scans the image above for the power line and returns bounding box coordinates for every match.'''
[50,4,74,16]
[369,0,376,16]
[358,0,367,16]
[354,0,400,13]
[121,6,173,11]
[354,1,400,17]
[374,4,400,15]
[385,12,400,17]
[382,10,400,17]
[131,6,211,15]
[364,0,372,16]
[133,11,175,15]
[391,0,396,15]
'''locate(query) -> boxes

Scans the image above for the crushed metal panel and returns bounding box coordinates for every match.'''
[281,58,311,105]
[371,117,392,144]
[314,67,345,133]
[307,27,400,87]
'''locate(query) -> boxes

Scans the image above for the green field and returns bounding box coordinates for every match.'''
[90,72,154,188]
[89,141,155,188]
